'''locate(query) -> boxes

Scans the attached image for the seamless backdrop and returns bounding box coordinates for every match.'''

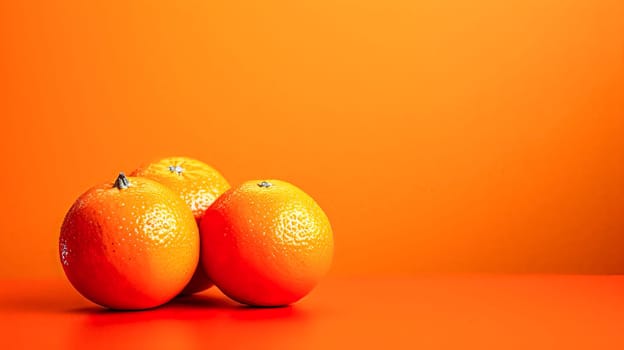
[1,0,623,279]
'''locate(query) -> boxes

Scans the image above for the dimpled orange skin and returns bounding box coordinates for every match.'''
[59,175,199,310]
[200,179,333,306]
[131,157,230,294]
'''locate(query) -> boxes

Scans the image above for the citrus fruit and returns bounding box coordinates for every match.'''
[200,179,333,306]
[59,173,199,310]
[131,156,230,294]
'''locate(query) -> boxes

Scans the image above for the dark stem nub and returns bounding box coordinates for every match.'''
[257,181,272,188]
[114,172,130,189]
[168,165,184,175]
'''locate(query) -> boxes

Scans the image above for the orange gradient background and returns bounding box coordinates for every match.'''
[1,0,623,280]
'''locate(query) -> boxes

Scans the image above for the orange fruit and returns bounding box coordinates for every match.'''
[59,173,199,310]
[131,156,230,294]
[200,179,333,306]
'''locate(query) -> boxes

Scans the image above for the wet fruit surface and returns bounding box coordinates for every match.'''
[131,156,230,295]
[201,179,333,306]
[131,157,230,220]
[59,174,199,310]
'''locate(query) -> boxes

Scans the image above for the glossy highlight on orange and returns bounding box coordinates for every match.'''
[1,0,624,348]
[200,179,334,306]
[59,174,199,309]
[131,156,230,294]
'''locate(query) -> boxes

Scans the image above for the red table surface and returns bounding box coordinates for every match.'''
[1,275,624,349]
